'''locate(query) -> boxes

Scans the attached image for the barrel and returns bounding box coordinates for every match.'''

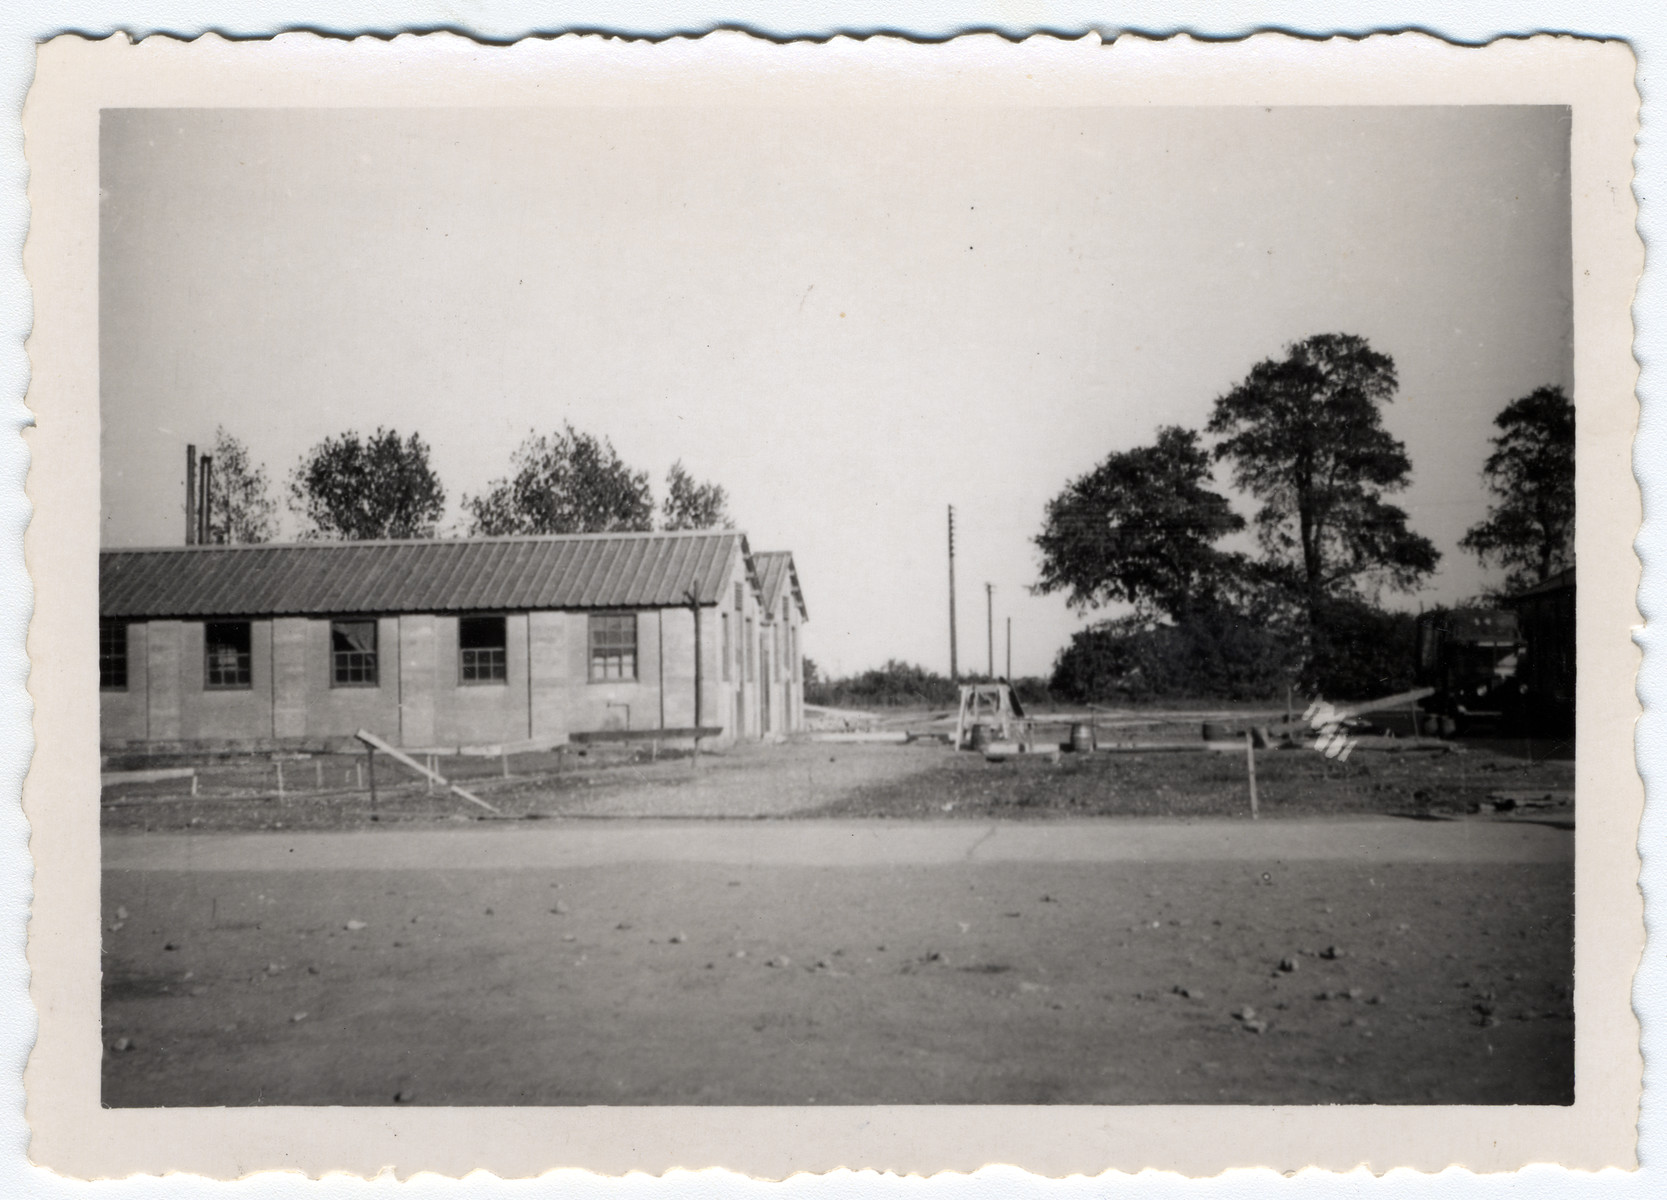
[1069,722,1096,753]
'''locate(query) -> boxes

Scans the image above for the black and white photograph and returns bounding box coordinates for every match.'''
[8,27,1644,1181]
[89,93,1586,1112]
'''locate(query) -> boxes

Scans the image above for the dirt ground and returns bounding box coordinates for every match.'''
[102,817,1573,1107]
[100,737,1575,1107]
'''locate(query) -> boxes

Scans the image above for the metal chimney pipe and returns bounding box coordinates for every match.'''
[185,444,197,545]
[199,455,214,545]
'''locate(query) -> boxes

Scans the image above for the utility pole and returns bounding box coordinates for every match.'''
[1006,616,1012,682]
[985,583,994,678]
[947,506,959,683]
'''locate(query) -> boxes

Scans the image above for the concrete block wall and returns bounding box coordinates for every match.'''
[176,618,275,742]
[101,594,770,750]
[99,621,150,742]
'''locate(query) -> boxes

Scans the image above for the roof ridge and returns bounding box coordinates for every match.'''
[101,528,747,554]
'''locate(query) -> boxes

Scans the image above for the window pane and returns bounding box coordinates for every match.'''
[588,612,638,681]
[204,621,252,688]
[459,616,508,683]
[332,619,378,687]
[100,620,128,690]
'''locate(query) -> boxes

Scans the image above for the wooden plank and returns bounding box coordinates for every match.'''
[568,727,723,744]
[354,729,501,815]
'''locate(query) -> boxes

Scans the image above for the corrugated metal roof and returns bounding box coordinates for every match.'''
[753,551,807,621]
[101,531,759,619]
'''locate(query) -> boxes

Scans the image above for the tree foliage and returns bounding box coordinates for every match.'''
[661,461,733,530]
[204,425,277,544]
[287,428,445,540]
[1033,426,1245,619]
[1206,333,1439,619]
[1458,385,1575,594]
[464,424,654,536]
[1049,608,1299,703]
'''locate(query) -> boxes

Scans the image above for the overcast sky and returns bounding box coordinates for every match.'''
[100,105,1572,678]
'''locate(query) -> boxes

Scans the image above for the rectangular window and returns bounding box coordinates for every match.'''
[100,620,128,691]
[459,615,508,683]
[331,618,379,687]
[589,612,638,681]
[721,612,731,682]
[204,621,252,689]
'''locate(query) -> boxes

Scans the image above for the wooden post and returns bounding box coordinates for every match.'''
[366,748,377,811]
[1245,730,1259,820]
[276,760,285,798]
[355,760,363,791]
[315,760,323,790]
[190,773,199,797]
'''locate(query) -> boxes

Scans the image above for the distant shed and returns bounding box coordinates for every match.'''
[98,530,806,751]
[1504,566,1575,735]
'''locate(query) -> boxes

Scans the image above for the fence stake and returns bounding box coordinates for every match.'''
[191,773,199,797]
[367,748,377,811]
[315,760,323,790]
[1245,730,1259,820]
[276,760,285,798]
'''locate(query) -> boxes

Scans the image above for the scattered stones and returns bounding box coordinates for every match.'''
[669,933,686,944]
[550,902,569,915]
[1346,987,1363,1001]
[394,1089,415,1104]
[116,906,129,921]
[344,920,367,932]
[290,1012,308,1023]
[561,934,577,943]
[732,949,747,959]
[616,922,633,931]
[1172,985,1204,1000]
[1278,957,1298,974]
[307,965,320,975]
[1320,945,1342,960]
[111,1037,133,1052]
[764,956,790,968]
[1243,1019,1269,1034]
[163,942,179,951]
[1233,1006,1257,1023]
[265,963,283,975]
[484,908,495,916]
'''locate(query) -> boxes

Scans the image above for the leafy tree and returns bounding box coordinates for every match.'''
[465,424,653,536]
[203,425,277,544]
[661,461,733,530]
[1458,385,1575,593]
[1206,333,1439,624]
[1033,426,1246,619]
[1050,607,1298,703]
[287,428,445,540]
